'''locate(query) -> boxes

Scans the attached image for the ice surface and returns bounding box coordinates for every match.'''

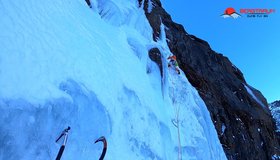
[0,0,226,159]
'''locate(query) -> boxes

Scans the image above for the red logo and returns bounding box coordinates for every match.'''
[221,7,241,19]
[221,7,276,19]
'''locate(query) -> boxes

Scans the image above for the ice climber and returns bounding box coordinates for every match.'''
[168,55,180,74]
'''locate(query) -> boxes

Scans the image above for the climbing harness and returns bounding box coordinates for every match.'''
[55,126,71,160]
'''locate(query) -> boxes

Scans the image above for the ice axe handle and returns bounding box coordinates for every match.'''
[55,133,64,143]
[55,145,65,160]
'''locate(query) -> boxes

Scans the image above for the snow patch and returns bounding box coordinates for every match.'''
[244,84,266,108]
[221,124,226,135]
[272,154,280,160]
[147,0,154,13]
[270,102,280,132]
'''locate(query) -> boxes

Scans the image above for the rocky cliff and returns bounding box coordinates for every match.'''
[140,0,280,159]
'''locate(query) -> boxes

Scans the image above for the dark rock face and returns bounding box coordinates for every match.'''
[140,0,280,159]
[148,48,163,77]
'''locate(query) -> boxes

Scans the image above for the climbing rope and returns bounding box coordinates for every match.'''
[169,68,182,160]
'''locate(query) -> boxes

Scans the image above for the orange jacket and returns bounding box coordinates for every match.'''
[168,55,177,61]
